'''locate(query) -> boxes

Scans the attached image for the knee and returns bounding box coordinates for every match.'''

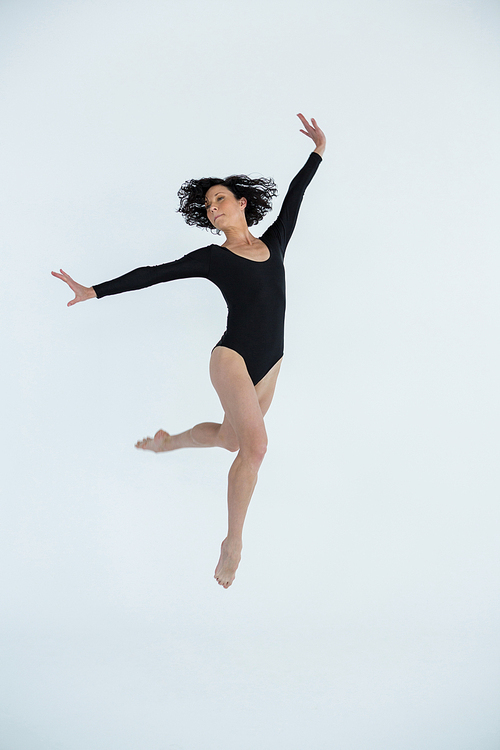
[241,437,268,469]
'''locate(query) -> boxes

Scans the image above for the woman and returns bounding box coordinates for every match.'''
[52,113,326,589]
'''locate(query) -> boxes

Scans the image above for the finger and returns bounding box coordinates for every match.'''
[59,269,77,285]
[312,120,324,137]
[297,113,310,129]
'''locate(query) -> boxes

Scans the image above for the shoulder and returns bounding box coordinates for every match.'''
[190,244,215,254]
[178,244,214,262]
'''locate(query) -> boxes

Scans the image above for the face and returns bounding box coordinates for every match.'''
[204,185,247,230]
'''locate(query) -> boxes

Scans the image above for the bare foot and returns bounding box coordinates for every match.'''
[214,538,242,589]
[135,429,172,452]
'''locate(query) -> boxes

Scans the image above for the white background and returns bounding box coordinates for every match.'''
[1,0,499,747]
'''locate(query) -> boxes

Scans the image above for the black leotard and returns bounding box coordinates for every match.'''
[93,151,322,385]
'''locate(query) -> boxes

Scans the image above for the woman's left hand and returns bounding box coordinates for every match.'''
[297,113,326,157]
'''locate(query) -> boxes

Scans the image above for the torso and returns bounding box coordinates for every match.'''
[210,234,284,386]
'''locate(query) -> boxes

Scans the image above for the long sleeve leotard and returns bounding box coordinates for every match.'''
[93,151,322,385]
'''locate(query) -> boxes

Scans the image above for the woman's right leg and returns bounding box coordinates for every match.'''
[135,415,239,453]
[136,354,281,454]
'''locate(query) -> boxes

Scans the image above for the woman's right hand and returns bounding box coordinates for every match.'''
[51,269,97,307]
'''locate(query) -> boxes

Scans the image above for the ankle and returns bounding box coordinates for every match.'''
[224,536,243,553]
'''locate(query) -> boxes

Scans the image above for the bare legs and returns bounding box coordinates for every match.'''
[136,348,281,589]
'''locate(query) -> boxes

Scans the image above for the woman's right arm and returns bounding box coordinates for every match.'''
[52,247,211,306]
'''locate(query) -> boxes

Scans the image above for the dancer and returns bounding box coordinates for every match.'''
[52,113,326,588]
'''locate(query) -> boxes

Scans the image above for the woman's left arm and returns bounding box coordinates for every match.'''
[297,113,326,157]
[259,116,325,254]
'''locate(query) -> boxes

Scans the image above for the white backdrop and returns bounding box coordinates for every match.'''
[1,0,499,748]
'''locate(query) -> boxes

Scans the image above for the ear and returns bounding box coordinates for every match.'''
[239,197,247,210]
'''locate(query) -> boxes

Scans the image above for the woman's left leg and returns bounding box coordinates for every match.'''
[210,349,282,588]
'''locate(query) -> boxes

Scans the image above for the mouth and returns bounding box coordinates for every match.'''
[214,214,223,222]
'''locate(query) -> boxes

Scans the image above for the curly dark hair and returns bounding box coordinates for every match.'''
[177,173,278,234]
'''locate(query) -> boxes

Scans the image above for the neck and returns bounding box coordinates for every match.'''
[222,225,256,247]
